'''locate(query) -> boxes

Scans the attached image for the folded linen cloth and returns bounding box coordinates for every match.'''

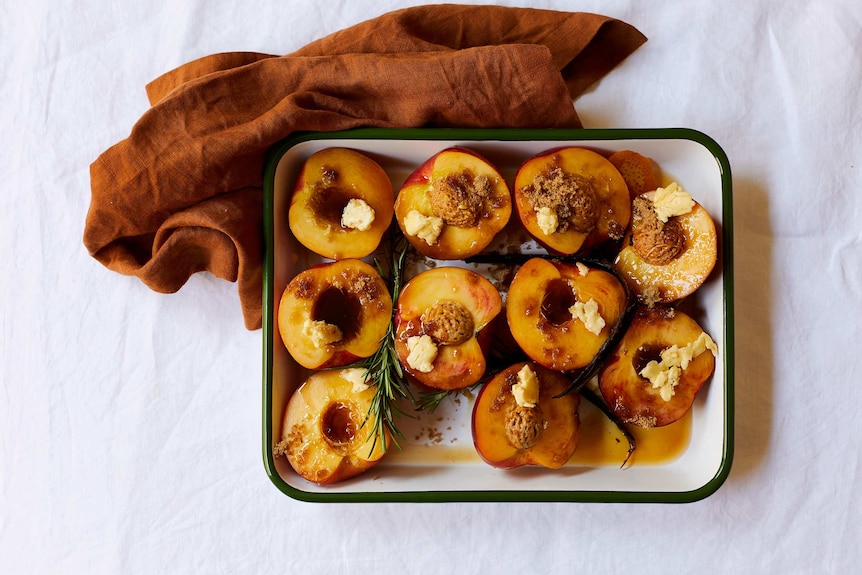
[84,4,646,329]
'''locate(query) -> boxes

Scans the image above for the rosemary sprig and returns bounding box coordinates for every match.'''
[414,389,451,414]
[355,230,413,454]
[415,383,483,414]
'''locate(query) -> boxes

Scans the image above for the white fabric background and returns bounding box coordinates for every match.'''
[3,0,861,572]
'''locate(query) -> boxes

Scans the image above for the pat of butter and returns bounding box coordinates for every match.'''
[406,334,438,373]
[341,198,375,231]
[639,332,718,401]
[576,262,590,276]
[340,367,371,393]
[649,182,694,223]
[535,206,558,236]
[512,364,540,408]
[404,210,443,245]
[569,298,605,335]
[302,319,343,348]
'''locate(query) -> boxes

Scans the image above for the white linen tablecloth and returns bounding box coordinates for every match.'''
[3,0,861,572]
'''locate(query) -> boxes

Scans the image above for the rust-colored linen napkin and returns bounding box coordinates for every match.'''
[84,5,646,329]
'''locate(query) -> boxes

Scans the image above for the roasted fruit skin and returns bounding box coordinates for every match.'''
[280,369,387,485]
[506,257,628,372]
[393,266,502,390]
[608,150,661,199]
[278,259,392,370]
[599,306,716,428]
[472,362,580,469]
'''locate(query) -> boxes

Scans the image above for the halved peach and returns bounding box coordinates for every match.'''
[608,149,661,199]
[472,362,580,469]
[506,257,628,372]
[393,267,502,390]
[288,147,394,260]
[394,147,511,260]
[278,259,392,370]
[599,306,717,427]
[513,147,630,255]
[614,195,717,305]
[278,369,387,484]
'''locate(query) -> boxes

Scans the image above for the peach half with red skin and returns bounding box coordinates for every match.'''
[472,362,580,469]
[289,147,394,260]
[394,147,511,260]
[506,257,628,372]
[279,369,387,485]
[394,266,502,390]
[614,196,718,305]
[278,259,392,370]
[599,306,716,428]
[513,147,631,255]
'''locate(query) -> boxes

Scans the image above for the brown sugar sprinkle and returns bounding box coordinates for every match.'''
[293,276,316,300]
[614,398,657,428]
[607,219,626,241]
[428,170,492,227]
[625,413,658,429]
[640,285,662,308]
[320,165,339,184]
[276,428,308,463]
[336,270,381,304]
[487,264,516,293]
[490,393,506,413]
[521,164,598,233]
[417,427,444,444]
[273,439,289,458]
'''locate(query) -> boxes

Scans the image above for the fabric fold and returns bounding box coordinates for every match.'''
[84,5,646,329]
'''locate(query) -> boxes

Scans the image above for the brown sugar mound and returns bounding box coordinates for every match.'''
[523,165,598,233]
[428,171,492,227]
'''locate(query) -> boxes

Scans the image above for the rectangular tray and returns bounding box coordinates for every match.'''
[262,128,734,503]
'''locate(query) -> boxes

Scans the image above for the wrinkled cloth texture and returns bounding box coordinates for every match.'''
[83,4,646,329]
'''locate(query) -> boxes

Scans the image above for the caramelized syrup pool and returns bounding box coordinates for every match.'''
[541,278,577,325]
[312,287,362,340]
[569,399,692,466]
[384,397,691,467]
[322,402,356,445]
[309,185,352,226]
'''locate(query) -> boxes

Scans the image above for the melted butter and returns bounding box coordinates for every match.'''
[569,399,692,466]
